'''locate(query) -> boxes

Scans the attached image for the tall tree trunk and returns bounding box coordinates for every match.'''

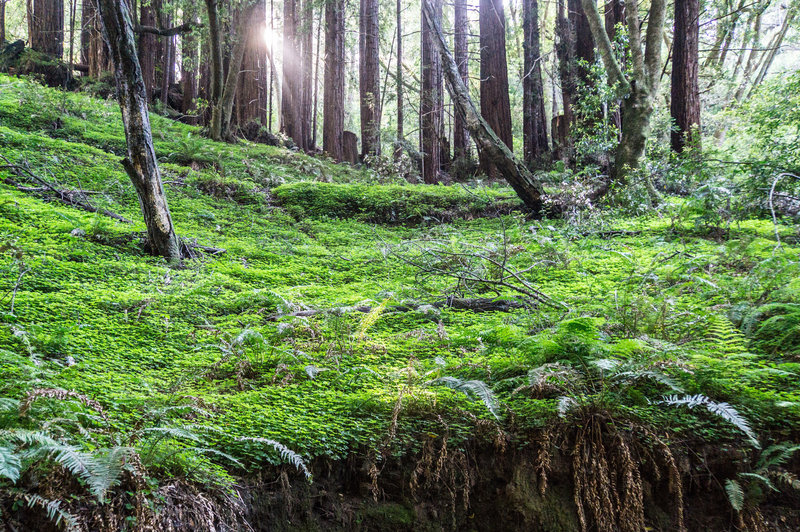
[82,0,110,77]
[312,9,321,148]
[323,0,345,161]
[359,0,381,158]
[522,0,549,166]
[394,0,404,161]
[159,4,174,107]
[421,0,443,184]
[1,1,6,44]
[218,3,258,141]
[138,0,162,101]
[479,0,513,178]
[29,0,64,57]
[422,0,543,213]
[300,0,314,151]
[282,0,303,146]
[236,2,266,128]
[670,0,701,152]
[94,0,180,262]
[181,1,199,124]
[453,0,469,163]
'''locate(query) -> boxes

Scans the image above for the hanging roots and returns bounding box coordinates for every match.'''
[540,410,686,532]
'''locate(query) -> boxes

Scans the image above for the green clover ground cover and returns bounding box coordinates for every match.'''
[1,75,799,481]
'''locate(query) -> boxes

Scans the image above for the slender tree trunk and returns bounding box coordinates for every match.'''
[139,0,161,101]
[394,0,404,161]
[453,0,469,163]
[359,0,381,158]
[421,0,443,184]
[312,9,321,148]
[282,0,303,146]
[181,1,199,124]
[68,0,78,82]
[323,0,345,161]
[479,0,513,178]
[29,0,64,57]
[159,4,174,107]
[1,1,6,44]
[218,3,258,141]
[748,5,796,95]
[522,0,549,166]
[422,0,543,213]
[94,0,181,262]
[671,0,701,152]
[300,0,314,150]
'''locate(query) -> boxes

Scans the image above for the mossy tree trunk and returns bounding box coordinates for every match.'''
[94,0,181,262]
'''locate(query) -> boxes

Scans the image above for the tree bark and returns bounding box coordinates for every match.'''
[236,1,267,128]
[422,0,544,214]
[217,3,258,141]
[323,0,345,161]
[421,0,443,184]
[522,0,549,166]
[479,0,513,178]
[670,0,701,152]
[359,0,381,158]
[138,0,162,101]
[394,0,404,162]
[29,0,64,57]
[94,0,181,262]
[1,1,6,44]
[282,0,303,146]
[181,1,199,124]
[453,0,469,162]
[300,0,314,151]
[82,0,111,77]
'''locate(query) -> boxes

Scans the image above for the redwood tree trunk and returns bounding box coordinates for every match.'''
[300,0,314,151]
[1,1,7,44]
[359,0,381,158]
[138,0,162,101]
[394,0,404,161]
[29,0,64,58]
[522,0,549,166]
[479,0,513,178]
[421,0,443,184]
[671,0,701,152]
[94,0,181,262]
[323,0,345,161]
[282,0,303,146]
[181,1,199,124]
[236,2,267,129]
[453,0,469,163]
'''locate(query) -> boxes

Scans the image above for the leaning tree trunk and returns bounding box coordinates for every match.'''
[29,0,64,57]
[522,0,549,166]
[359,0,381,158]
[479,0,513,179]
[94,0,181,262]
[670,0,701,153]
[453,0,470,163]
[422,0,543,213]
[420,0,443,184]
[323,0,345,161]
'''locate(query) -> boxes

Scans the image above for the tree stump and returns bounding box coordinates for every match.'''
[342,131,360,165]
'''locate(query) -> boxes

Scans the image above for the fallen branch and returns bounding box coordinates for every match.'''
[1,155,134,224]
[267,297,527,321]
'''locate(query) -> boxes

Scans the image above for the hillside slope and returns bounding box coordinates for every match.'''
[1,75,799,531]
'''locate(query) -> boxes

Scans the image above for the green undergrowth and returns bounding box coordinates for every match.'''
[1,75,799,497]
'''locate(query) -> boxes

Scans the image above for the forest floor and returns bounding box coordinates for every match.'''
[1,75,799,531]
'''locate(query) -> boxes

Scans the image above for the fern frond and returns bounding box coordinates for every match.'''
[725,479,744,511]
[25,494,80,532]
[139,426,202,442]
[705,316,747,355]
[358,299,389,340]
[237,437,312,481]
[768,470,800,490]
[304,365,330,380]
[659,395,760,448]
[19,388,108,422]
[756,443,800,470]
[557,396,578,417]
[426,376,500,419]
[0,397,20,412]
[0,445,21,482]
[613,370,684,392]
[234,329,266,347]
[739,472,777,491]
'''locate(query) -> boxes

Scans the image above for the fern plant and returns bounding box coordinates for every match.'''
[426,376,500,420]
[724,442,800,512]
[658,395,760,448]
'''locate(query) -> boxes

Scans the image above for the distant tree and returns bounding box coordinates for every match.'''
[522,0,549,166]
[323,0,345,161]
[282,0,303,146]
[479,0,513,178]
[394,0,404,161]
[359,0,381,157]
[28,0,64,58]
[300,0,314,150]
[671,0,701,152]
[453,0,470,163]
[0,0,6,44]
[138,0,163,101]
[181,0,200,125]
[94,0,181,261]
[421,0,443,183]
